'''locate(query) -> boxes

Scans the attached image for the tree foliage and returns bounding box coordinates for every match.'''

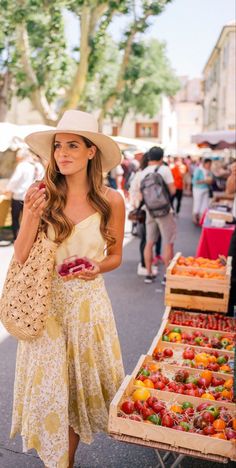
[0,0,177,127]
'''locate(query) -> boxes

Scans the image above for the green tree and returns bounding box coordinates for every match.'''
[0,0,175,126]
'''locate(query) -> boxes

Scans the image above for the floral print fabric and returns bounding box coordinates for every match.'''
[11,272,124,468]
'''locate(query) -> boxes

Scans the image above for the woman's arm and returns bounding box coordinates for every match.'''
[14,185,46,264]
[98,189,125,273]
[76,189,125,280]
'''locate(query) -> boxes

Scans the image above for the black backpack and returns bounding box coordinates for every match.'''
[140,167,171,218]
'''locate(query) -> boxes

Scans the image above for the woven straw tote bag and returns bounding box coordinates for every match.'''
[0,230,57,341]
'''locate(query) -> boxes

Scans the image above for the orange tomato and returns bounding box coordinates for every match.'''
[170,405,183,414]
[143,378,155,389]
[211,432,227,439]
[221,389,232,399]
[201,393,215,400]
[220,365,231,373]
[168,332,182,342]
[208,355,217,363]
[134,379,145,387]
[226,344,234,351]
[194,353,209,368]
[148,363,159,373]
[224,378,233,389]
[132,388,151,401]
[213,419,226,431]
[200,370,212,384]
[232,419,236,431]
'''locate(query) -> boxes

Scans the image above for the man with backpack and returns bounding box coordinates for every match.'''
[140,146,176,284]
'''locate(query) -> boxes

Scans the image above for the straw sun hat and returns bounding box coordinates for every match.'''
[25,110,122,172]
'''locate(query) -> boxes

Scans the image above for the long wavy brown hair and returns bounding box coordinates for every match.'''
[41,136,116,249]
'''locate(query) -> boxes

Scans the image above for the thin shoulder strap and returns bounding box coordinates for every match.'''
[104,186,109,196]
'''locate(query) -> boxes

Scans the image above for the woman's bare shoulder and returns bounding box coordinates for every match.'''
[103,186,125,208]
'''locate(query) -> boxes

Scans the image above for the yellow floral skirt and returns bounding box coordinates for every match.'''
[10,273,124,468]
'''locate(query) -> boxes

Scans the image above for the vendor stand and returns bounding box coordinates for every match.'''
[196,200,235,259]
[108,253,235,466]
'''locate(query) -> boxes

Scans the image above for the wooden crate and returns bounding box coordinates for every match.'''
[130,354,235,406]
[159,323,235,356]
[108,374,236,460]
[162,306,236,333]
[148,335,234,375]
[165,253,232,313]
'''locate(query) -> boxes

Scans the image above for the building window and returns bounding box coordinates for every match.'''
[135,122,158,138]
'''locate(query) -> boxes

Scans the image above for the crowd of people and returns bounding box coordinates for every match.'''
[106,147,235,287]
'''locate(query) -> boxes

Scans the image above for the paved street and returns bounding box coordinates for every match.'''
[0,197,234,468]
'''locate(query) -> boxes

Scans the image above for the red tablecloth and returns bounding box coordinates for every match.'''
[196,225,235,259]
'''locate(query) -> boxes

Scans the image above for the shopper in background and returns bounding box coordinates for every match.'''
[170,157,186,215]
[140,147,176,284]
[192,158,213,225]
[226,162,236,316]
[3,148,44,240]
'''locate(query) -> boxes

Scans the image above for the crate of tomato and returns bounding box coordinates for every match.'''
[165,253,232,313]
[108,374,236,461]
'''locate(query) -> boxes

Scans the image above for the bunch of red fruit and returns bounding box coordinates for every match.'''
[119,397,236,440]
[169,310,235,333]
[162,327,234,351]
[57,256,94,280]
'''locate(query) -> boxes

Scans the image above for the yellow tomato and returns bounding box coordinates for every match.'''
[143,378,154,389]
[168,332,182,342]
[201,393,215,400]
[134,379,145,387]
[132,388,151,401]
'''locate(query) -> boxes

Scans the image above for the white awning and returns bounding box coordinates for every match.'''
[191,130,236,145]
[0,122,54,152]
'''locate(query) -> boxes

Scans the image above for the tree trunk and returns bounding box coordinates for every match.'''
[98,10,151,125]
[0,72,11,121]
[63,4,109,112]
[17,25,58,125]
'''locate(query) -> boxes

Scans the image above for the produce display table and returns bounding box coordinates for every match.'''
[108,255,235,466]
[110,433,228,467]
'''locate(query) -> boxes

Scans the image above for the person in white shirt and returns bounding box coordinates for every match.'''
[4,148,44,240]
[140,147,176,284]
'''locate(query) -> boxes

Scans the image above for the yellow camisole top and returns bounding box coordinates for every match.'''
[48,212,106,266]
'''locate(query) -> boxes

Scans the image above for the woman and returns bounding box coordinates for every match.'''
[192,158,213,224]
[10,110,125,468]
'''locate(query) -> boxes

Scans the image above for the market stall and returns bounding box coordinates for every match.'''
[108,253,235,466]
[196,199,235,258]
